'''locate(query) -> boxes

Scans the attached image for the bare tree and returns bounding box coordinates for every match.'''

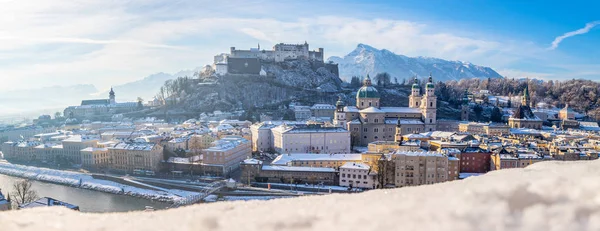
[12,180,38,206]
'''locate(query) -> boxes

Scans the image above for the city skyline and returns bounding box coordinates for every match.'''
[0,0,598,92]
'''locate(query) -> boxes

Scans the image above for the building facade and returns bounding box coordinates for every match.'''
[392,151,449,187]
[202,136,251,175]
[271,124,350,154]
[339,162,378,189]
[108,142,164,173]
[334,75,437,146]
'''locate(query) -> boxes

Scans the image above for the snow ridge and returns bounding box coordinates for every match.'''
[329,43,503,82]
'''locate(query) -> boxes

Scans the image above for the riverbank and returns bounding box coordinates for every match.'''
[0,162,198,204]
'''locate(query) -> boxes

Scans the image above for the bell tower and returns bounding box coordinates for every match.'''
[394,118,403,143]
[109,87,116,104]
[409,76,421,108]
[334,96,347,127]
[421,74,437,131]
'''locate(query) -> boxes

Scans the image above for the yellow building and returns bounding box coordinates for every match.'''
[80,147,109,168]
[188,134,216,152]
[108,142,164,173]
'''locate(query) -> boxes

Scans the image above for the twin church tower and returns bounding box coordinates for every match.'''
[334,75,437,146]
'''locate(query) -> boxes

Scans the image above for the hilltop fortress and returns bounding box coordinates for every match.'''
[211,42,337,76]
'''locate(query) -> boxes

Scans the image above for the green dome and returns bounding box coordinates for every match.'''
[426,82,435,89]
[357,86,380,98]
[412,83,420,89]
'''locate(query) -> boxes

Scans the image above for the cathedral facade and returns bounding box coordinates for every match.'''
[334,75,437,146]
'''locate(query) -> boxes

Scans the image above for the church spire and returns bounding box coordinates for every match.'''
[109,87,116,104]
[522,81,530,107]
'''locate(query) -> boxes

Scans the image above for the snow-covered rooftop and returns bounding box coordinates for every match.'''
[261,165,336,173]
[340,162,370,170]
[271,153,362,165]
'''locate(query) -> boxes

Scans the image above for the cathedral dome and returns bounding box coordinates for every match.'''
[426,82,435,89]
[357,86,380,98]
[357,75,379,98]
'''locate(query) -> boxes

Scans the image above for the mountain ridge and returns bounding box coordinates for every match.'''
[328,43,503,82]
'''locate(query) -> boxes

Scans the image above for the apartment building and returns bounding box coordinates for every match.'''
[108,142,164,173]
[339,162,378,189]
[392,151,449,187]
[202,136,251,175]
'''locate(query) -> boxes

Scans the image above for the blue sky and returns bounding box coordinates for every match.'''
[0,0,598,92]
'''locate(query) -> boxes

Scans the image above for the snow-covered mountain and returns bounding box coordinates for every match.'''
[328,43,503,82]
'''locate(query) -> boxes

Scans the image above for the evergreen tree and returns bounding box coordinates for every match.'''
[491,107,503,122]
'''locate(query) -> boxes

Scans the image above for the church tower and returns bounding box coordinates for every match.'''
[522,81,530,107]
[461,89,470,121]
[394,117,403,143]
[409,76,421,108]
[421,74,437,131]
[333,96,347,127]
[109,87,116,104]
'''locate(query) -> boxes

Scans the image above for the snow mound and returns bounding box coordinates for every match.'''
[3,160,600,230]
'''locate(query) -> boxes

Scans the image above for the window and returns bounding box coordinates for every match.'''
[369,102,372,106]
[374,128,378,133]
[374,119,379,123]
[363,128,368,132]
[430,102,433,107]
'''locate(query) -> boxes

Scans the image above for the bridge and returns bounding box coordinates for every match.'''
[174,180,227,206]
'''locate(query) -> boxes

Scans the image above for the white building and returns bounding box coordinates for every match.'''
[310,104,336,118]
[202,136,251,175]
[271,124,350,154]
[294,106,312,121]
[339,162,378,189]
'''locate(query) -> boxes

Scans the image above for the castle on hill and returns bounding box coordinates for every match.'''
[211,42,337,76]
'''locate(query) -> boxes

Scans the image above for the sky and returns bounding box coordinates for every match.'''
[0,0,598,92]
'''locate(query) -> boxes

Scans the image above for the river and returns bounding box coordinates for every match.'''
[0,174,171,213]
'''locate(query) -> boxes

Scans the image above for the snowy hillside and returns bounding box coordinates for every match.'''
[328,43,503,82]
[105,68,200,102]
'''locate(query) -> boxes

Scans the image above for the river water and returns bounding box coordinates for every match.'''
[0,174,171,213]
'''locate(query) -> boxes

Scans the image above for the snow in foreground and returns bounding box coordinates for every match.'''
[3,160,600,230]
[0,162,198,203]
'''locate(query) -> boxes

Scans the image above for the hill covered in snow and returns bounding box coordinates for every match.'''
[328,43,503,82]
